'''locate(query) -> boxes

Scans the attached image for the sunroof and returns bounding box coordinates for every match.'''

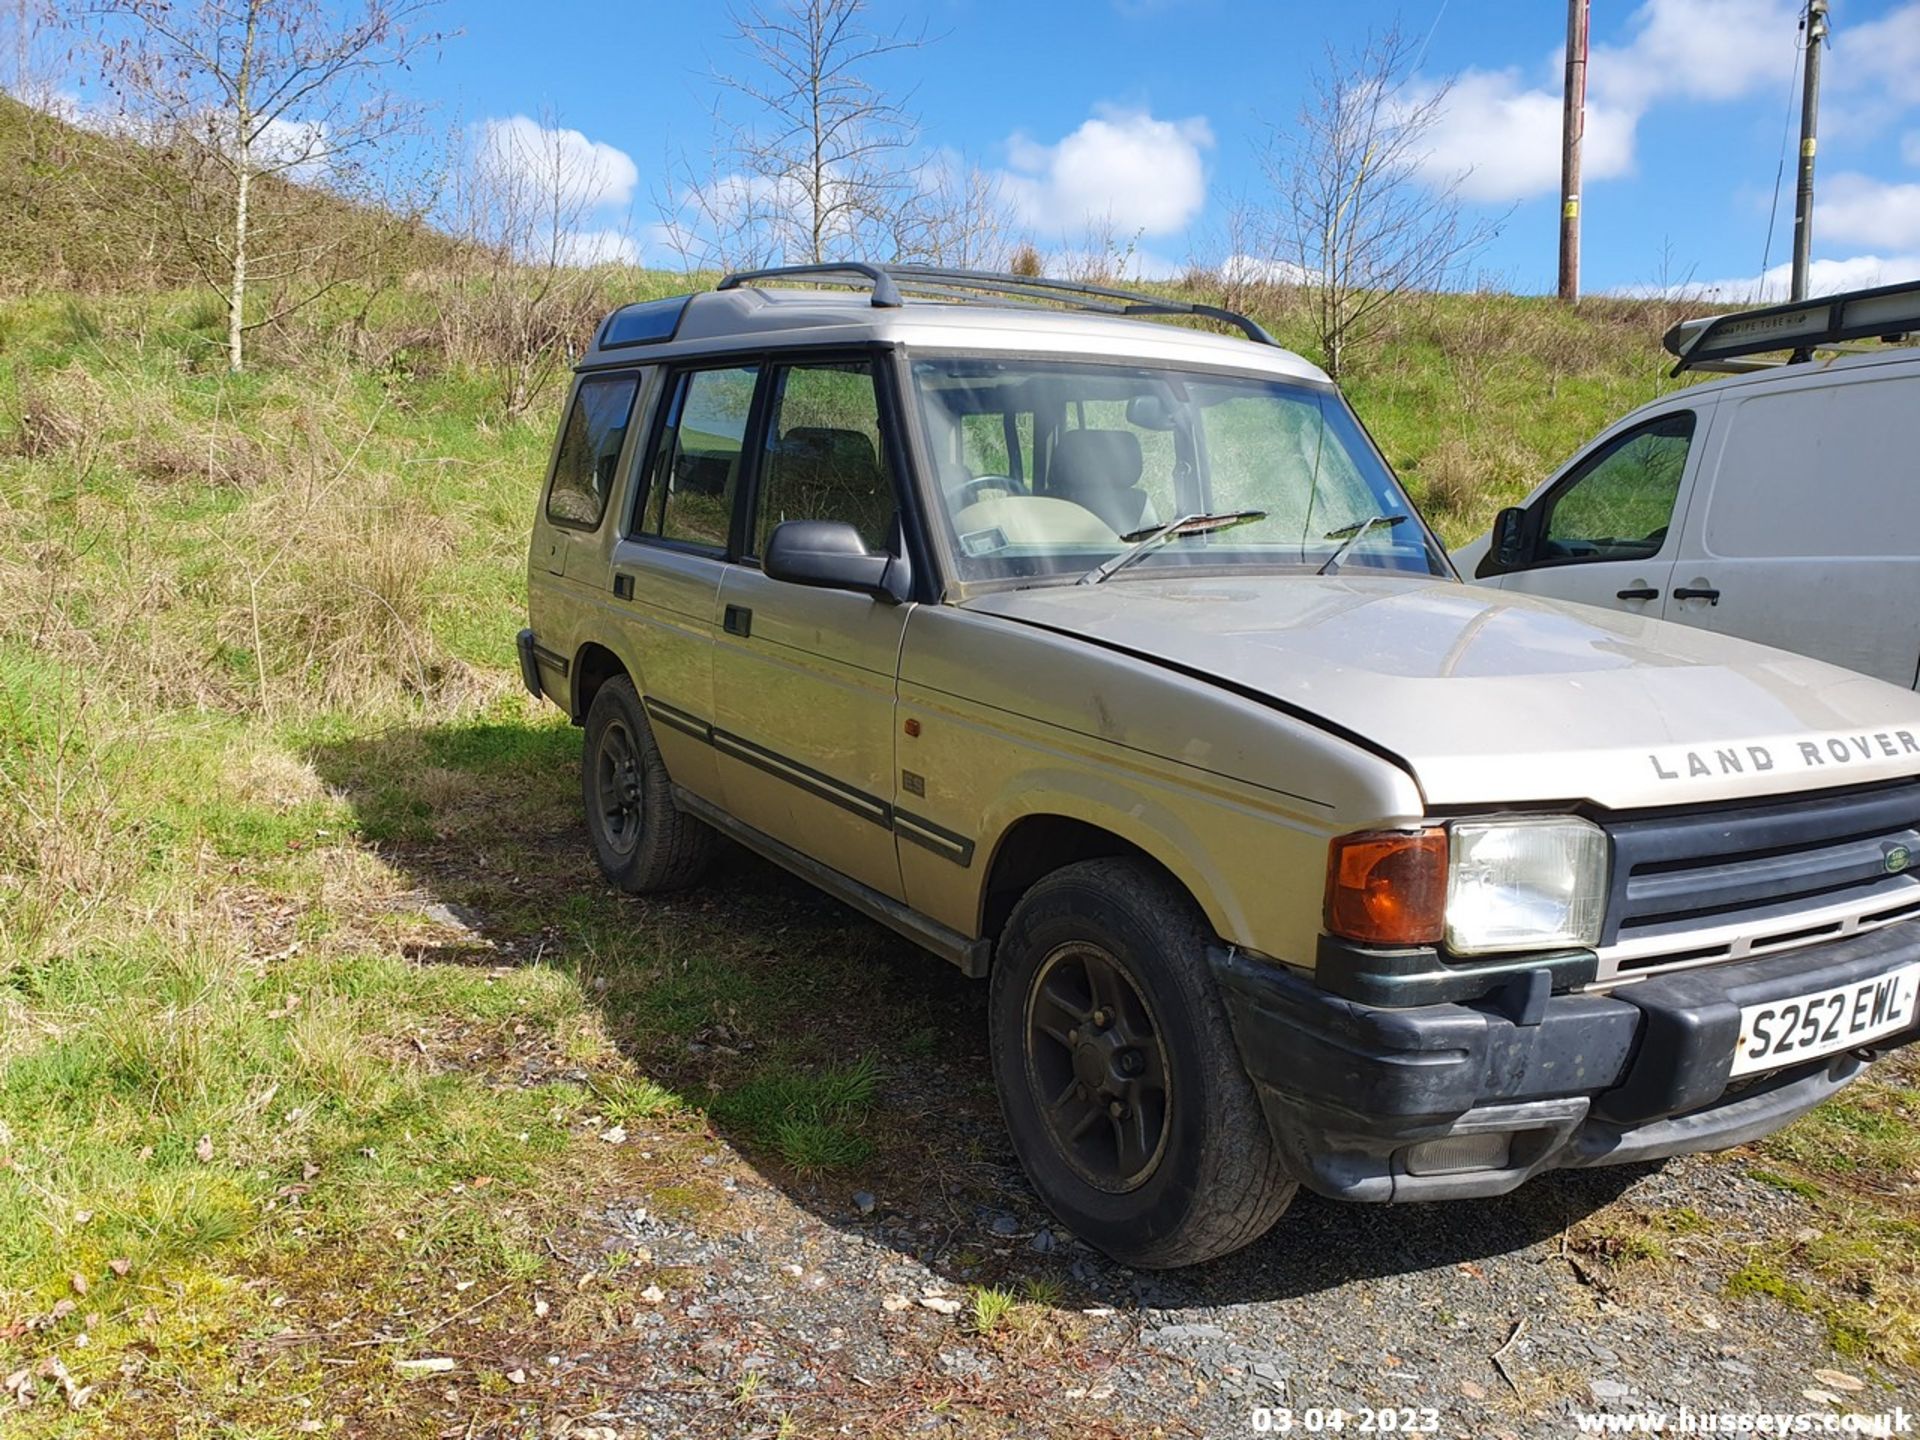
[600,297,691,349]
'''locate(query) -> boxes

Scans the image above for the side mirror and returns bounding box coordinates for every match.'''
[1480,506,1531,578]
[763,520,906,602]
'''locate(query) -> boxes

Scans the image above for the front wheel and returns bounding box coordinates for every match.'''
[988,857,1296,1268]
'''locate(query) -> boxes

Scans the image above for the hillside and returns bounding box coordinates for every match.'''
[0,94,460,299]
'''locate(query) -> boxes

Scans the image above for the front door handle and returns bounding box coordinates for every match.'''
[723,604,753,638]
[1672,585,1721,605]
[1616,586,1660,601]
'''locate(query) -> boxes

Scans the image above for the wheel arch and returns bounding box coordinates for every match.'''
[570,641,634,724]
[977,811,1227,945]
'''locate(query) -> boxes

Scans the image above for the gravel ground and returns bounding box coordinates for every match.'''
[497,1028,1914,1439]
[366,833,1918,1439]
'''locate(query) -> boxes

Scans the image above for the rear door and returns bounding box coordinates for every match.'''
[710,355,911,900]
[1662,369,1920,687]
[1495,407,1708,617]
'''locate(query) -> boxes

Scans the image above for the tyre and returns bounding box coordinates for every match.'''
[581,675,716,894]
[989,857,1296,1268]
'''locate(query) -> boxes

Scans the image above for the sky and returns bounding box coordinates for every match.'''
[41,0,1920,299]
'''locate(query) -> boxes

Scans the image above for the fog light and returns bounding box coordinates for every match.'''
[1402,1131,1513,1177]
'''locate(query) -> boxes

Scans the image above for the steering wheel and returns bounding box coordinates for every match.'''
[953,475,1028,507]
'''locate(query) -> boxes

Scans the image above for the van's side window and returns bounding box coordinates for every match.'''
[639,366,759,552]
[751,361,896,557]
[1536,411,1696,565]
[547,372,640,530]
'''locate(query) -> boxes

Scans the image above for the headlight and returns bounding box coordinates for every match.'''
[1445,816,1609,954]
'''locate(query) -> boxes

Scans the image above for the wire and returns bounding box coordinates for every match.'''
[1758,8,1810,297]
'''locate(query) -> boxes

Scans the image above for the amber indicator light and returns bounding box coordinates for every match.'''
[1324,829,1448,945]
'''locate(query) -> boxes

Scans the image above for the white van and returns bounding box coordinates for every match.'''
[1458,283,1920,687]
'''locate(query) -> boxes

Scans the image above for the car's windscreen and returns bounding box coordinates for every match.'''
[910,355,1450,584]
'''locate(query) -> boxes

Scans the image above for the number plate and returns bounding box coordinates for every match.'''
[1730,963,1920,1077]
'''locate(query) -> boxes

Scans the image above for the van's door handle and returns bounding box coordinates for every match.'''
[1672,585,1721,605]
[1616,586,1660,601]
[612,573,633,600]
[723,604,752,638]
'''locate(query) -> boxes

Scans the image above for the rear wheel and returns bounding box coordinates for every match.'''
[988,857,1296,1268]
[581,676,715,893]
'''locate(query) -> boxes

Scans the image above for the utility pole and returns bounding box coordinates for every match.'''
[1791,0,1830,302]
[1558,0,1589,303]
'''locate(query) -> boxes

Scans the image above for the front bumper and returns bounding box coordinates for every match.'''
[1210,923,1920,1202]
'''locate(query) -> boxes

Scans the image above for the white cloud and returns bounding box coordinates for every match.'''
[1629,252,1920,304]
[1588,0,1799,112]
[554,228,639,266]
[1414,0,1796,206]
[476,115,638,211]
[999,106,1212,238]
[1816,172,1920,250]
[1410,69,1636,203]
[1221,253,1319,286]
[1836,2,1920,113]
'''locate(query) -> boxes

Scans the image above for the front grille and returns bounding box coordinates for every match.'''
[1602,780,1920,973]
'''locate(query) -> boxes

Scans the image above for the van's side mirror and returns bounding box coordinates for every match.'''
[763,520,907,602]
[1480,506,1532,578]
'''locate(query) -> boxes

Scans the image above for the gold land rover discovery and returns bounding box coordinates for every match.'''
[520,264,1920,1267]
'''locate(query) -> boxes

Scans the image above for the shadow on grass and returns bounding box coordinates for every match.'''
[310,712,1647,1311]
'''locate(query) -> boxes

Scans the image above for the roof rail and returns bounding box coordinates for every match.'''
[714,262,1279,346]
[1664,277,1920,375]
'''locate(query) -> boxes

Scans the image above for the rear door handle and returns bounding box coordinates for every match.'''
[612,573,633,600]
[1616,586,1660,601]
[1672,586,1721,605]
[723,604,753,638]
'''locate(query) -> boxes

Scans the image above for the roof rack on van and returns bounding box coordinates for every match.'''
[714,262,1280,347]
[1664,277,1920,375]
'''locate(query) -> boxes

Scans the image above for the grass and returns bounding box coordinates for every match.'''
[0,268,1913,1430]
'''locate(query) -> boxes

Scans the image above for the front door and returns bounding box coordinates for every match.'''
[1497,409,1706,618]
[711,357,911,900]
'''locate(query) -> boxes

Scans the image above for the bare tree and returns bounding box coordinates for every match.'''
[1259,26,1502,380]
[435,111,620,419]
[662,0,927,270]
[892,154,1017,271]
[83,0,442,371]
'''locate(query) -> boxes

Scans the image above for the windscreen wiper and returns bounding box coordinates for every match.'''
[1078,510,1268,585]
[1316,513,1408,575]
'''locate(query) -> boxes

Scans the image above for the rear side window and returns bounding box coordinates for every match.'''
[639,366,759,552]
[547,373,639,530]
[1706,379,1915,558]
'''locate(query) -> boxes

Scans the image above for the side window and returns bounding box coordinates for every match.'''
[547,372,639,530]
[753,361,895,556]
[960,411,1030,481]
[1538,412,1696,564]
[641,365,759,551]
